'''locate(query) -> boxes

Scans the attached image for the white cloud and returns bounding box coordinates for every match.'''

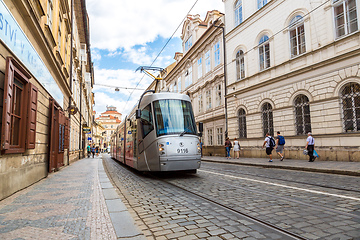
[87,0,224,117]
[87,0,224,51]
[93,67,153,116]
[94,92,138,120]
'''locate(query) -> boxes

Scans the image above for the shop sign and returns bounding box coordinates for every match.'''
[83,127,91,133]
[0,0,64,107]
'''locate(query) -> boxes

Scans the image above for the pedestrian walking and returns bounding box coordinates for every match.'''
[305,132,315,162]
[233,138,240,159]
[275,131,285,161]
[262,132,275,162]
[225,137,232,159]
[96,146,99,156]
[200,140,203,157]
[91,144,96,158]
[87,144,91,158]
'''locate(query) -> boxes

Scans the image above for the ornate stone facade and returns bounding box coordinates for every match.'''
[223,0,360,161]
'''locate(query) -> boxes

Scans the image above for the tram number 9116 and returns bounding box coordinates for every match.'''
[177,148,189,154]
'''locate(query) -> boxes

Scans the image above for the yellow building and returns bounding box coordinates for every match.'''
[0,0,94,200]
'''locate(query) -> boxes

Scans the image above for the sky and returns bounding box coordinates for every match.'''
[86,0,224,119]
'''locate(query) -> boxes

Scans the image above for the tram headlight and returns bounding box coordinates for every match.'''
[159,143,165,155]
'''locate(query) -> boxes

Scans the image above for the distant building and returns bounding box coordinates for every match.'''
[95,106,122,149]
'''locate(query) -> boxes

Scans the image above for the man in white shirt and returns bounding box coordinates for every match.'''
[305,132,315,162]
[262,132,274,162]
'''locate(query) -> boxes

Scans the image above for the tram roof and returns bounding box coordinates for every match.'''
[140,92,191,109]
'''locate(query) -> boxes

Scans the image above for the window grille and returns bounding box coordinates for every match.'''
[238,108,247,138]
[341,82,360,132]
[236,50,245,80]
[294,95,311,135]
[262,102,273,137]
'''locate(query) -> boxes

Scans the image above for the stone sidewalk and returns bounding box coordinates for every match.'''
[202,155,360,176]
[0,155,145,240]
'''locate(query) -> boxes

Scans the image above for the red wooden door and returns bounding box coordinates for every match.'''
[48,99,65,172]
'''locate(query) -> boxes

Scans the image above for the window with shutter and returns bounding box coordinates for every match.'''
[26,83,38,149]
[1,57,37,154]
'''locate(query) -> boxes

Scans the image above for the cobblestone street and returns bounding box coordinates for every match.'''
[104,154,360,240]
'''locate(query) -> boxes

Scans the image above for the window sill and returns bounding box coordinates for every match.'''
[334,30,359,42]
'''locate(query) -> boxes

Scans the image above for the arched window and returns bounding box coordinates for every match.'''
[341,82,360,132]
[294,95,311,135]
[236,50,245,80]
[238,108,247,138]
[262,102,273,136]
[289,15,306,57]
[235,0,243,26]
[259,35,270,71]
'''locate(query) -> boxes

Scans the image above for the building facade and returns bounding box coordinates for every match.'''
[0,0,94,200]
[222,0,359,161]
[91,120,105,150]
[163,11,227,156]
[95,106,121,150]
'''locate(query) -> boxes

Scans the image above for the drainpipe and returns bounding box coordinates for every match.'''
[212,19,228,138]
[68,0,74,165]
[79,57,82,160]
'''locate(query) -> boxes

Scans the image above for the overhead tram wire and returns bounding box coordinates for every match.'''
[121,0,200,115]
[94,83,145,91]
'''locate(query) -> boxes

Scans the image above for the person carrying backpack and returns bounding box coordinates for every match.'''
[276,131,285,161]
[262,132,275,162]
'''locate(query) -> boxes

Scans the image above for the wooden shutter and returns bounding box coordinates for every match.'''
[64,116,70,149]
[26,83,38,149]
[1,58,15,150]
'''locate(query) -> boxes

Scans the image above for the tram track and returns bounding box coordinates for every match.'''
[104,156,360,239]
[198,171,360,220]
[202,164,360,193]
[104,158,307,239]
[150,173,308,240]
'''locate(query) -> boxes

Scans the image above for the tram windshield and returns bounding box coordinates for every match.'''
[153,99,197,136]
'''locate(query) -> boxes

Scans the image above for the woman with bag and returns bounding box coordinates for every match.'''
[233,138,240,159]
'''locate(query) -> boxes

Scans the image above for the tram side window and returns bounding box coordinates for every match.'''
[140,104,154,138]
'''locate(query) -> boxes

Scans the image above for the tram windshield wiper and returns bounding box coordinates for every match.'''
[180,127,190,136]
